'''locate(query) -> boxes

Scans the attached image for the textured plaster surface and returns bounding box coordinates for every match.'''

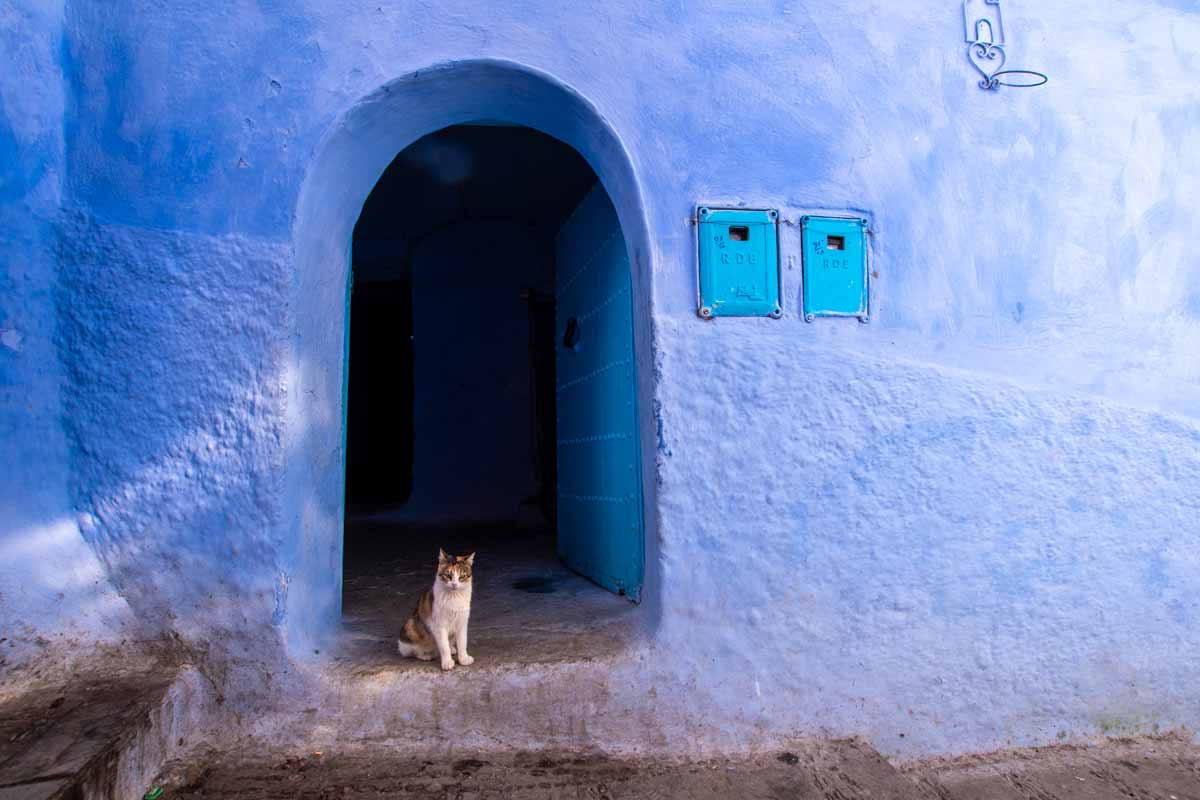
[56,217,290,647]
[1,0,1198,758]
[0,0,137,670]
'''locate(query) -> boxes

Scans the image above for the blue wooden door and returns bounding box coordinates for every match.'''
[555,183,643,600]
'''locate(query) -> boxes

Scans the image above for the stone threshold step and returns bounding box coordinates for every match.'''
[0,656,216,800]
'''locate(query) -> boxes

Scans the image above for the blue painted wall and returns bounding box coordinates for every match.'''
[0,0,136,670]
[2,0,1199,756]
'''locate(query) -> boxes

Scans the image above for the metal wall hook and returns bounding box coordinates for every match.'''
[963,0,1047,90]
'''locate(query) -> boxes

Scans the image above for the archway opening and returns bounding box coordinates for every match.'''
[285,61,659,661]
[338,123,644,667]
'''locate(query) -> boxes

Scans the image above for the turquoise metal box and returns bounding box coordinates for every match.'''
[801,215,869,322]
[696,207,781,318]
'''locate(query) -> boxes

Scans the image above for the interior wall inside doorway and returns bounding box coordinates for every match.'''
[407,220,550,522]
[346,124,597,525]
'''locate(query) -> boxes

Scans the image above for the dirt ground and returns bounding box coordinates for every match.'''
[155,736,1200,800]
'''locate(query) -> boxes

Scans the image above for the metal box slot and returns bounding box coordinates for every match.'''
[801,215,869,322]
[696,207,781,319]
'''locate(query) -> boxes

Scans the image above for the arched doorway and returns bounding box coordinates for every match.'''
[284,61,656,660]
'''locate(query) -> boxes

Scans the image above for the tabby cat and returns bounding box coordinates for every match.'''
[397,549,475,670]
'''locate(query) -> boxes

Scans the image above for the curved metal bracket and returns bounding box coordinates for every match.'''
[963,0,1046,91]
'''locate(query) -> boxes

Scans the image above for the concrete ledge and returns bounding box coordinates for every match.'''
[0,659,219,800]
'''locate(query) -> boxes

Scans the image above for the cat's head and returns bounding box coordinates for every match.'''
[437,548,475,590]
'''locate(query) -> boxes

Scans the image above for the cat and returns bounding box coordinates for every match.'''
[397,549,475,670]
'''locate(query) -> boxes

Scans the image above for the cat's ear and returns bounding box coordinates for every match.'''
[438,548,449,563]
[464,552,475,566]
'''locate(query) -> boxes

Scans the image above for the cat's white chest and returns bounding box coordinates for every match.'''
[431,585,471,631]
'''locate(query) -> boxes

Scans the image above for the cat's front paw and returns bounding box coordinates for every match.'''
[440,658,455,671]
[457,653,474,666]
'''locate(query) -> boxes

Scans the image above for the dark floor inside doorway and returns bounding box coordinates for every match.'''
[336,517,637,674]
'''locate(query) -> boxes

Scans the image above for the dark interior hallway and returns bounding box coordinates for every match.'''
[341,124,638,667]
